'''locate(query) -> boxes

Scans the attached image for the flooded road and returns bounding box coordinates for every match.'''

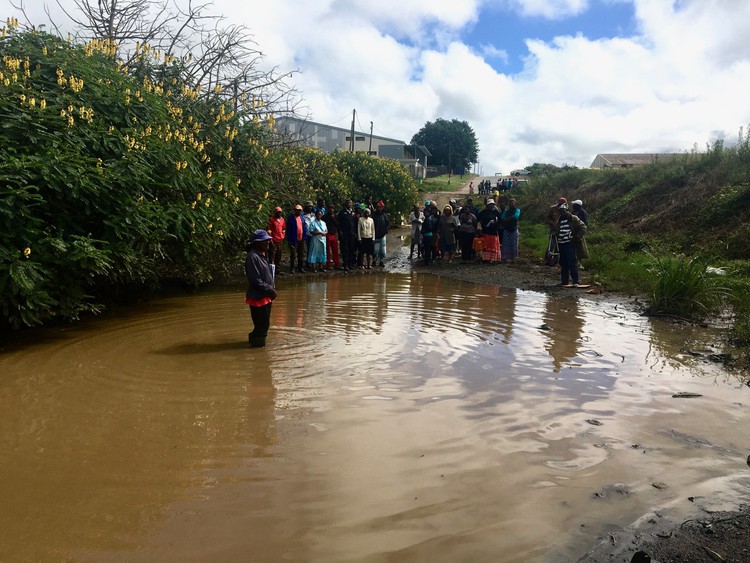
[1,272,749,561]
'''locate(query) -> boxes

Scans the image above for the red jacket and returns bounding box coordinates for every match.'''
[267,215,286,243]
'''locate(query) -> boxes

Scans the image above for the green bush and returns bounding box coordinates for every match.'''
[647,254,730,319]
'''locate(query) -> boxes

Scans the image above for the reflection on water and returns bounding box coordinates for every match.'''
[0,273,748,561]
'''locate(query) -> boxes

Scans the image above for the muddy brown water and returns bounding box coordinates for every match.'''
[1,271,749,561]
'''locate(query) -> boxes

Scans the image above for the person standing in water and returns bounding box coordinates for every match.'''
[245,229,278,348]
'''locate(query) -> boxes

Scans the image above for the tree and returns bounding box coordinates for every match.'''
[410,118,478,173]
[45,0,305,121]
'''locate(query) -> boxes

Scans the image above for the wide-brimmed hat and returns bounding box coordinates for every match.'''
[486,198,495,205]
[252,229,272,242]
[571,199,583,206]
[558,203,569,210]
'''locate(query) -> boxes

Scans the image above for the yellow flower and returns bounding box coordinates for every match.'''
[39,99,46,110]
[207,223,213,230]
[23,247,31,257]
[196,192,202,200]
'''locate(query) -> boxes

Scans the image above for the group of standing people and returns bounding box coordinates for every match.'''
[267,196,391,274]
[246,189,591,348]
[546,197,589,287]
[410,196,521,266]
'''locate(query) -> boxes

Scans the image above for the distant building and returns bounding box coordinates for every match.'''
[274,116,405,156]
[590,153,682,169]
[273,116,430,178]
[379,144,432,179]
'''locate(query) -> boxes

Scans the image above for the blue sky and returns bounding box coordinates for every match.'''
[469,1,638,73]
[5,0,750,173]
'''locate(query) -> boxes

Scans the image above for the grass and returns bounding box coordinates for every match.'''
[646,254,731,318]
[419,173,476,193]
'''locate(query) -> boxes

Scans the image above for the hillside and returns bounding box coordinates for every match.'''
[522,138,750,260]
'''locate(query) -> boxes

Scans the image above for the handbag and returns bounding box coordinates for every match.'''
[544,233,559,266]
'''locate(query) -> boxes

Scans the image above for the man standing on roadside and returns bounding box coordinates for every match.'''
[286,204,308,273]
[267,206,286,272]
[337,199,358,271]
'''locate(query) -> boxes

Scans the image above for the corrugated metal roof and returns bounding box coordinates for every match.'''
[595,153,681,166]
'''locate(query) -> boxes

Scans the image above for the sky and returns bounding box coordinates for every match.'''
[5,0,750,174]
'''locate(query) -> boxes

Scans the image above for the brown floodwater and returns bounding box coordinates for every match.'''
[1,272,749,562]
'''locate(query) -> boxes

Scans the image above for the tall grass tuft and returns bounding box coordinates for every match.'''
[647,254,731,319]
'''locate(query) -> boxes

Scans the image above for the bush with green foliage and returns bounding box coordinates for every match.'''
[0,26,419,328]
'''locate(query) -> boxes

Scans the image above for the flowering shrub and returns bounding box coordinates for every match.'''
[0,26,271,326]
[0,24,417,328]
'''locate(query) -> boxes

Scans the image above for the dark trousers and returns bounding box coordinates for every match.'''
[249,303,272,347]
[270,241,283,268]
[459,232,475,260]
[558,242,579,285]
[288,241,305,272]
[422,235,437,264]
[340,234,357,268]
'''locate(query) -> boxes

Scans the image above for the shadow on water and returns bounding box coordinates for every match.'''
[0,272,748,561]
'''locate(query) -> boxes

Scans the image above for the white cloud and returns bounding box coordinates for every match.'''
[3,0,750,172]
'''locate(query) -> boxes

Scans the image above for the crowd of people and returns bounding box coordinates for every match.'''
[410,195,521,266]
[470,177,522,195]
[247,192,590,346]
[266,196,391,274]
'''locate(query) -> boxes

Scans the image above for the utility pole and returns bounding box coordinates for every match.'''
[350,109,356,152]
[368,121,373,154]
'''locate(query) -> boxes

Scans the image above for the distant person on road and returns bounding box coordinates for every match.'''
[245,229,277,348]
